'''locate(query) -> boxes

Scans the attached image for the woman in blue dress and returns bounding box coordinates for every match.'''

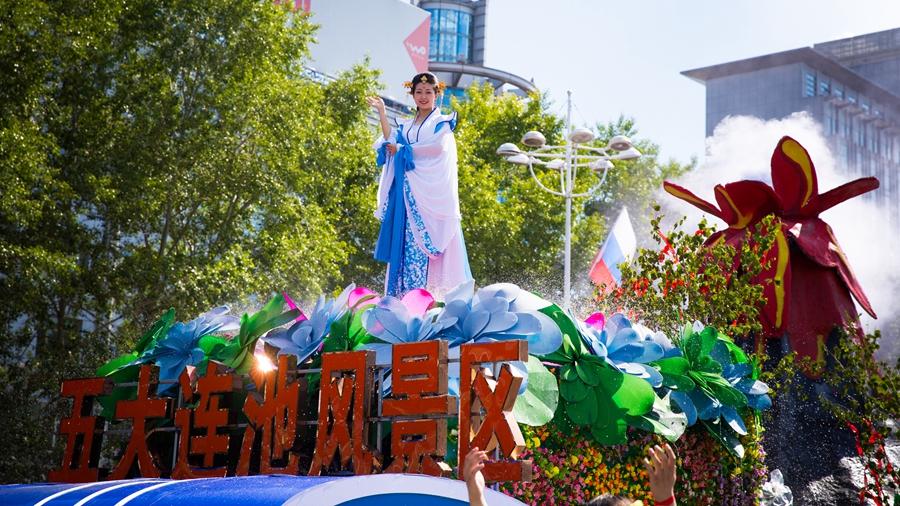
[366,72,472,298]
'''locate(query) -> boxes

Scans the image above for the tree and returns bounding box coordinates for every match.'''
[0,0,382,483]
[599,208,775,339]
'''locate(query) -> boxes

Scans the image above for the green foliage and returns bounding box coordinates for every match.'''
[599,207,775,339]
[0,0,380,483]
[818,329,900,505]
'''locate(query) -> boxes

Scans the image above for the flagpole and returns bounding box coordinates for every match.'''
[564,91,573,310]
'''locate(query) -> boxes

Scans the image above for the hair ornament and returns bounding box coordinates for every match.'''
[404,81,413,95]
[437,82,447,92]
[420,75,428,83]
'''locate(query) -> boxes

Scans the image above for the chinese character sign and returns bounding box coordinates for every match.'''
[48,340,531,484]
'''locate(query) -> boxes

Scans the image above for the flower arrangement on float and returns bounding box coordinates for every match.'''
[96,279,772,505]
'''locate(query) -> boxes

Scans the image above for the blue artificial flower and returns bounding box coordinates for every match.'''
[140,306,241,387]
[576,312,665,387]
[435,281,561,355]
[426,281,564,396]
[633,321,683,359]
[359,295,457,366]
[263,284,355,363]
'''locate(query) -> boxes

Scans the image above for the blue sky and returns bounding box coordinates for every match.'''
[486,0,900,166]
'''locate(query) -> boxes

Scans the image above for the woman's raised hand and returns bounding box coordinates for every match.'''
[366,96,386,113]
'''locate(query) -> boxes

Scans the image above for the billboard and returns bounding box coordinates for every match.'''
[306,0,430,102]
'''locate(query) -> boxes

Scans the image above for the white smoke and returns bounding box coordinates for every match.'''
[657,113,900,350]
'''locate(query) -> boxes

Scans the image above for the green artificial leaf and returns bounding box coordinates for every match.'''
[348,306,375,349]
[696,356,723,374]
[560,376,590,402]
[97,353,139,378]
[536,304,583,362]
[597,366,655,417]
[566,387,599,425]
[198,335,227,355]
[651,357,690,375]
[659,372,696,392]
[652,357,696,391]
[698,326,719,357]
[575,360,600,386]
[624,392,687,442]
[560,363,578,382]
[133,308,175,356]
[684,330,703,363]
[323,311,351,354]
[512,355,559,426]
[720,336,749,364]
[591,417,627,445]
[707,381,748,409]
[681,323,694,342]
[702,418,744,458]
[590,383,615,431]
[230,349,255,375]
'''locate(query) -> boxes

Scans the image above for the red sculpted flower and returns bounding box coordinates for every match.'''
[664,136,878,371]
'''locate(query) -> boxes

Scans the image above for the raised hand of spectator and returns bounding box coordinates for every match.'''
[463,447,488,506]
[643,443,677,506]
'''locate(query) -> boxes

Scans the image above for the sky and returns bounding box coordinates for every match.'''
[485,0,900,166]
[486,1,900,338]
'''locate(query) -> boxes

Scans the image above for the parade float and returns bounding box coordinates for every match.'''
[0,137,882,506]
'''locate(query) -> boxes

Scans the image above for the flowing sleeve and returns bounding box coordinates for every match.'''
[371,126,398,151]
[373,121,402,222]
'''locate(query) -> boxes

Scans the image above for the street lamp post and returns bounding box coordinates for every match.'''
[497,91,642,310]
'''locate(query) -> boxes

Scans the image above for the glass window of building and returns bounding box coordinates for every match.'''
[435,86,466,111]
[834,85,844,100]
[805,73,816,97]
[847,91,857,104]
[819,77,830,95]
[427,9,474,63]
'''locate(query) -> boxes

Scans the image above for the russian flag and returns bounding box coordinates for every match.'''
[589,207,637,291]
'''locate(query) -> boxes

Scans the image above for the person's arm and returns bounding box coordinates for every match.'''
[462,447,488,506]
[366,96,392,141]
[643,443,677,506]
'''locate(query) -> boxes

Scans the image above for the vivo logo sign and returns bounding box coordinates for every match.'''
[406,42,427,57]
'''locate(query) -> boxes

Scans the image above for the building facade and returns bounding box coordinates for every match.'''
[306,0,535,117]
[682,28,900,226]
[415,0,536,109]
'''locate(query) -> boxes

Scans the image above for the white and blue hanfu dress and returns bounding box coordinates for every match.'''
[373,109,472,299]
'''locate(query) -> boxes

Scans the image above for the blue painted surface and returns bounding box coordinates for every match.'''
[337,492,468,506]
[0,481,88,505]
[0,476,344,506]
[0,475,525,506]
